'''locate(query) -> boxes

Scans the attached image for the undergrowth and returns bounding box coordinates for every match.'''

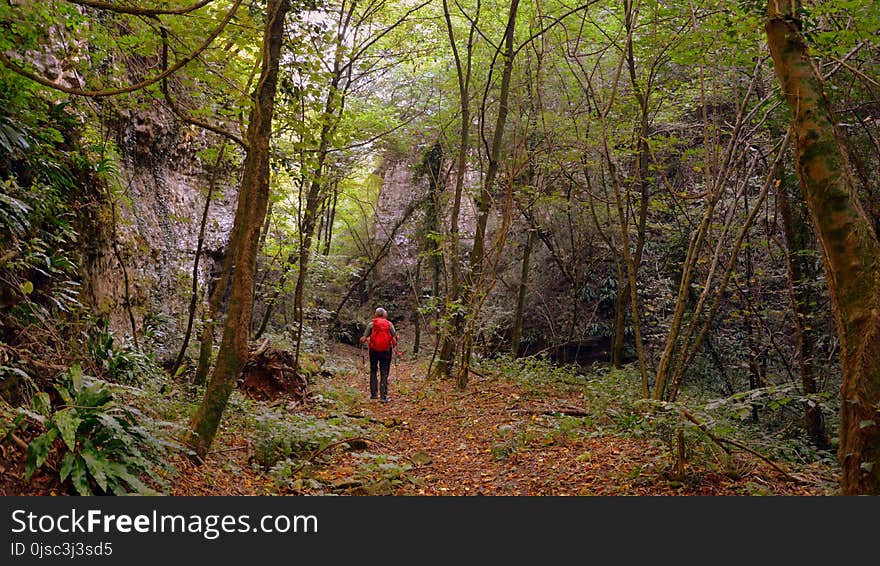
[8,365,182,495]
[476,355,838,485]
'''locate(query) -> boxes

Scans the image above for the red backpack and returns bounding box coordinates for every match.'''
[369,317,394,352]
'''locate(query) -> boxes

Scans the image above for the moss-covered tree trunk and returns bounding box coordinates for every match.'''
[187,0,290,459]
[767,0,880,494]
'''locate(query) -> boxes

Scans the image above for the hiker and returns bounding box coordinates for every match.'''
[359,307,397,402]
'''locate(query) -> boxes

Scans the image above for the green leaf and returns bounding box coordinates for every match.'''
[53,408,82,451]
[24,428,58,480]
[31,391,52,417]
[76,382,113,408]
[60,451,75,481]
[107,462,155,495]
[69,364,84,394]
[80,444,108,492]
[0,412,25,444]
[54,380,74,405]
[69,456,92,495]
[20,280,34,295]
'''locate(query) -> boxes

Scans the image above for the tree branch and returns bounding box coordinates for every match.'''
[1,0,242,98]
[160,26,248,148]
[64,0,214,16]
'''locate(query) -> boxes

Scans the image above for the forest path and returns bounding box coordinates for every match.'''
[297,342,800,495]
[174,341,829,496]
[317,344,645,495]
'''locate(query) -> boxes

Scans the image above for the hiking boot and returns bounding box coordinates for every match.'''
[380,397,389,403]
[370,396,378,400]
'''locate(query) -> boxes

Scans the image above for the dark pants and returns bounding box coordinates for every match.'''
[369,348,392,399]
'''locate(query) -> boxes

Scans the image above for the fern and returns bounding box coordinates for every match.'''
[21,365,180,495]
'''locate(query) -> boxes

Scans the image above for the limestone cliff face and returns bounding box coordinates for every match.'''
[368,149,478,322]
[10,11,240,359]
[79,103,239,358]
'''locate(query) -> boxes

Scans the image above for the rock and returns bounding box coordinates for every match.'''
[330,320,363,346]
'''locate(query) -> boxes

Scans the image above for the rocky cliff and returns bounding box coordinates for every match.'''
[81,103,239,360]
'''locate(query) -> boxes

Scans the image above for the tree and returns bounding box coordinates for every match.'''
[430,0,479,380]
[187,0,291,459]
[778,164,828,449]
[766,0,880,494]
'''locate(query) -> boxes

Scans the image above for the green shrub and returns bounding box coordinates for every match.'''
[20,365,179,495]
[86,321,160,386]
[477,354,586,389]
[253,411,368,469]
[351,451,411,484]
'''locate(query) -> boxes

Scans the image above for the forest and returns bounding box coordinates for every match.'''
[0,0,878,497]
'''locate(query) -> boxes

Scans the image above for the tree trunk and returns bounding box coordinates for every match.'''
[187,0,290,459]
[743,186,762,422]
[323,183,338,255]
[611,262,627,368]
[412,257,422,355]
[511,227,534,358]
[192,238,235,386]
[171,145,226,378]
[292,1,353,371]
[431,0,476,379]
[611,0,651,373]
[767,0,880,494]
[254,252,298,339]
[778,165,829,449]
[457,0,519,388]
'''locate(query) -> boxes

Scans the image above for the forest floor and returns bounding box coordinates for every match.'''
[2,338,837,496]
[168,342,838,497]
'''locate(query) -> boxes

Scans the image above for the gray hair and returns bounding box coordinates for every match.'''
[375,307,387,318]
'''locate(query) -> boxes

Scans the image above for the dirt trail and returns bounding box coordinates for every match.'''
[171,341,831,496]
[304,343,820,496]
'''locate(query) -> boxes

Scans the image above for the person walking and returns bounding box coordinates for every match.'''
[360,307,397,402]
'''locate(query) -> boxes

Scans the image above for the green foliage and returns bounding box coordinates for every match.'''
[0,73,84,327]
[86,321,161,386]
[481,356,835,478]
[253,411,369,469]
[350,451,411,485]
[20,366,179,495]
[312,381,362,412]
[477,355,586,388]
